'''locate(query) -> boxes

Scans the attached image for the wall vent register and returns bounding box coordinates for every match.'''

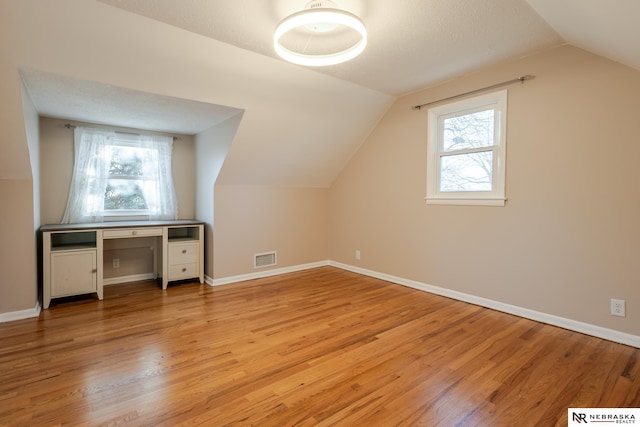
[255,251,277,268]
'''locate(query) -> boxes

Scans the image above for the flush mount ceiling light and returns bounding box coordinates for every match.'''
[274,0,367,67]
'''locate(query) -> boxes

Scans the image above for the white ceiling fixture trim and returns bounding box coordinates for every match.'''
[274,0,367,67]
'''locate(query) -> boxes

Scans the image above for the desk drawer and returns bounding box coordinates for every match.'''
[103,228,163,238]
[168,263,198,280]
[168,242,198,264]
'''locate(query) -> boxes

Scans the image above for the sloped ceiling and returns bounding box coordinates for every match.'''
[5,0,391,187]
[525,0,640,72]
[20,69,243,135]
[9,0,640,186]
[97,0,564,95]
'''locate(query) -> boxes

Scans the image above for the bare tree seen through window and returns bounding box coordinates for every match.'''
[440,109,495,192]
[104,146,148,210]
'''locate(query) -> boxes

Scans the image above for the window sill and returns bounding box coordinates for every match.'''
[425,197,506,207]
[103,213,150,222]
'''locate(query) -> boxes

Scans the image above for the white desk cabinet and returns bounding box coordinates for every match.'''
[50,249,97,298]
[41,220,204,309]
[168,241,199,281]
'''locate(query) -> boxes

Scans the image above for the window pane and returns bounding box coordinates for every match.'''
[104,179,148,210]
[109,146,144,176]
[440,151,493,192]
[442,109,494,152]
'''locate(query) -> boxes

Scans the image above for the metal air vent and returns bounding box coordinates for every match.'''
[254,251,277,268]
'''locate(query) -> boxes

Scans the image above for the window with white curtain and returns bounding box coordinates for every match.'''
[61,126,178,223]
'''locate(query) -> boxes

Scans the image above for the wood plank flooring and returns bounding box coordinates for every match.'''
[0,266,638,426]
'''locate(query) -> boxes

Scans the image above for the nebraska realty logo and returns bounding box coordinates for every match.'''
[569,408,639,425]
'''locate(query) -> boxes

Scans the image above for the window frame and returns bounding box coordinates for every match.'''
[103,138,152,218]
[426,89,508,206]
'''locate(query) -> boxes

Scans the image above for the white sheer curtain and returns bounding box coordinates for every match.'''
[61,127,178,224]
[139,134,178,220]
[61,127,114,224]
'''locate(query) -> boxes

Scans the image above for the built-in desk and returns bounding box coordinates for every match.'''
[40,220,204,308]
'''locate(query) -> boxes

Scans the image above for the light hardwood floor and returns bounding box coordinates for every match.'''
[0,266,638,426]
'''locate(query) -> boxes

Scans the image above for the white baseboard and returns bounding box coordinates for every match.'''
[329,261,640,349]
[12,260,631,347]
[0,301,41,323]
[103,273,156,286]
[209,260,329,287]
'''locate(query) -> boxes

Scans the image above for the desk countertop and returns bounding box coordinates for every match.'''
[40,220,204,232]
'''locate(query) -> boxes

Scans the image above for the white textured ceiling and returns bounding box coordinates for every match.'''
[11,0,640,186]
[20,69,242,135]
[22,0,640,135]
[97,0,564,96]
[525,0,640,72]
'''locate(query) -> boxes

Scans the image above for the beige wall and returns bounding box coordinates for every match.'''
[213,185,328,279]
[22,79,40,306]
[102,237,157,281]
[0,70,39,315]
[329,45,640,335]
[0,180,37,313]
[0,78,39,314]
[22,82,40,228]
[195,114,243,279]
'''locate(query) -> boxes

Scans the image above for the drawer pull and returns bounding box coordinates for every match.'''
[182,249,187,254]
[132,230,138,236]
[182,268,187,272]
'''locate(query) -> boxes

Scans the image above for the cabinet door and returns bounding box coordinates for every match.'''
[50,250,97,297]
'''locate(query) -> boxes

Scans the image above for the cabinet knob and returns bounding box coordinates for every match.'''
[182,268,187,272]
[132,230,138,236]
[92,269,97,273]
[182,249,187,254]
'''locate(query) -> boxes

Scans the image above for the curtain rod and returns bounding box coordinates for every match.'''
[64,123,178,140]
[411,75,535,111]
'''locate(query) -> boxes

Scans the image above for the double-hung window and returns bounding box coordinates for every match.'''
[62,126,177,223]
[426,90,507,206]
[105,140,152,212]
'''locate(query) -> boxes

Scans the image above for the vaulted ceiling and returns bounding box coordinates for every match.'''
[97,0,562,96]
[9,1,640,186]
[96,0,640,95]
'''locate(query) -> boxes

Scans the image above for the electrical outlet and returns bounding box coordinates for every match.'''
[355,250,361,260]
[113,258,120,269]
[610,299,625,317]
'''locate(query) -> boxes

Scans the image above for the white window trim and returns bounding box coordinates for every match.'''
[103,210,150,220]
[426,89,507,206]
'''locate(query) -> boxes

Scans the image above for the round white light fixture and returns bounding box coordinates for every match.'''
[274,1,367,67]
